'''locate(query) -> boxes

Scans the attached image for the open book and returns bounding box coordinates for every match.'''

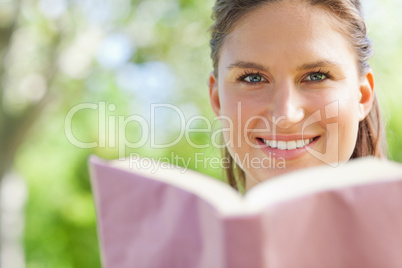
[89,155,402,268]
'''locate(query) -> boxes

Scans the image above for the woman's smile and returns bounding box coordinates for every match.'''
[256,136,321,161]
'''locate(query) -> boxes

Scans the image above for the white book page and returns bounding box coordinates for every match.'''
[108,156,402,216]
[245,157,402,213]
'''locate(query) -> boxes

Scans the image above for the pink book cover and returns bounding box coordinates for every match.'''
[89,156,402,268]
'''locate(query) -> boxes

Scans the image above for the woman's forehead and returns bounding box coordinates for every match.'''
[219,2,355,71]
[228,2,340,42]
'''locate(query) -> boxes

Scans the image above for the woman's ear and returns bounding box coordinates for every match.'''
[358,70,375,121]
[209,71,221,116]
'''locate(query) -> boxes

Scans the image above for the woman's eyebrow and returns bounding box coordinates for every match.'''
[226,61,269,72]
[227,60,342,72]
[297,60,342,71]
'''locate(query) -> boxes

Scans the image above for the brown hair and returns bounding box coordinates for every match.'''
[209,0,387,190]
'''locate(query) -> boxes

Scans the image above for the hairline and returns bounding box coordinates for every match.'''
[212,0,365,78]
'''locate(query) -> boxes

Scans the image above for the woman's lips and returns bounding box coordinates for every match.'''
[256,136,320,160]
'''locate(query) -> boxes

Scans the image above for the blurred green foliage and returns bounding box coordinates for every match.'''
[0,0,400,267]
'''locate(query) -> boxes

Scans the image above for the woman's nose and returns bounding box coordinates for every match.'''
[271,80,305,129]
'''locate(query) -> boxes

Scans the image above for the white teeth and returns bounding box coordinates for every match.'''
[269,140,277,148]
[277,141,287,150]
[287,140,297,150]
[296,140,304,148]
[262,138,315,150]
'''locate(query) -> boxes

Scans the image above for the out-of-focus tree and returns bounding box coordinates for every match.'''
[2,0,216,266]
[0,1,42,182]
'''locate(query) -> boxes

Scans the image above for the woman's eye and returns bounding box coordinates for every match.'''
[244,74,265,83]
[305,73,327,82]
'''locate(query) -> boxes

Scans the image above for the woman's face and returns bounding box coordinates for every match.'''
[209,2,374,190]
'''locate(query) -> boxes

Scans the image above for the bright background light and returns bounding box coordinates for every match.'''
[0,0,400,267]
